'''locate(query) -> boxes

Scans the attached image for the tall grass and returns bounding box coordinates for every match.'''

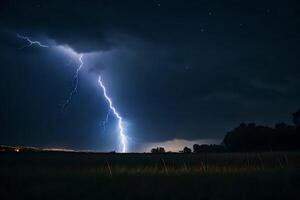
[0,152,299,200]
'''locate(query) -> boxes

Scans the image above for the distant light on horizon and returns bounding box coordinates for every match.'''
[141,138,220,152]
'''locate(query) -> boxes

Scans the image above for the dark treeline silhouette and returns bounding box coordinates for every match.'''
[223,122,300,152]
[151,110,300,153]
[223,110,300,152]
[179,147,192,153]
[151,147,166,153]
[193,144,225,153]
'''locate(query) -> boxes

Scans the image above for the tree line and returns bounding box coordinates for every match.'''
[151,110,300,153]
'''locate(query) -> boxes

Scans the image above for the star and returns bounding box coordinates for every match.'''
[156,0,161,7]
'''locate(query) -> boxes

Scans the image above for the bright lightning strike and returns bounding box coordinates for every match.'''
[61,54,84,110]
[15,32,128,151]
[16,33,49,48]
[98,76,127,153]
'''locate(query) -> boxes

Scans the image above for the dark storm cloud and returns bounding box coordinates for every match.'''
[2,0,296,52]
[1,0,300,151]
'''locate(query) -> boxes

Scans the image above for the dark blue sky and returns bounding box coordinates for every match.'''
[0,0,300,152]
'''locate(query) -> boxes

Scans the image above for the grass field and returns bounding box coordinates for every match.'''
[1,151,299,200]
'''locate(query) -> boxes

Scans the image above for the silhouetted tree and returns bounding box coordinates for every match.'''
[151,147,165,153]
[223,121,300,152]
[193,144,201,153]
[193,144,224,153]
[273,122,299,150]
[293,110,300,127]
[182,146,192,153]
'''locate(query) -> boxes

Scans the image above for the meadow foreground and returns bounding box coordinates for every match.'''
[0,151,299,200]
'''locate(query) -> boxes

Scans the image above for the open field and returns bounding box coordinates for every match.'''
[1,152,300,200]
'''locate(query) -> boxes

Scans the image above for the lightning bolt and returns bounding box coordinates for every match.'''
[15,32,129,151]
[16,33,49,48]
[61,54,84,110]
[101,109,111,132]
[98,76,127,152]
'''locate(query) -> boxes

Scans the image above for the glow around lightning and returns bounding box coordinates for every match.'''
[98,76,127,153]
[17,33,49,48]
[61,54,84,110]
[101,109,111,132]
[16,32,129,152]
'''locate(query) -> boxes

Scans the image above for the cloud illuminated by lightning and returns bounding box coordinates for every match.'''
[15,32,129,152]
[61,54,84,110]
[98,76,127,152]
[16,33,49,48]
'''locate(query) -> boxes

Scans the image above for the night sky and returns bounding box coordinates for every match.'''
[0,0,300,152]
